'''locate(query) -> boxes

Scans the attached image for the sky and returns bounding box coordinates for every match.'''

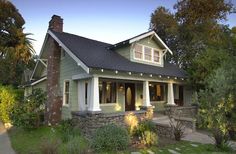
[11,0,236,55]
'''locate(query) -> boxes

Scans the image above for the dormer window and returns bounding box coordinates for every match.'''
[144,47,152,61]
[153,50,160,63]
[134,44,143,59]
[133,44,161,64]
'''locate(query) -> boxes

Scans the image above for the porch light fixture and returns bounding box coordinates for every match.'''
[140,73,143,76]
[150,74,152,77]
[101,69,104,72]
[181,78,184,81]
[159,75,162,78]
[128,72,132,75]
[167,76,170,79]
[115,70,118,74]
[174,77,177,80]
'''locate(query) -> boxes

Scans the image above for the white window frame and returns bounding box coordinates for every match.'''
[134,44,143,59]
[133,43,162,65]
[63,79,70,106]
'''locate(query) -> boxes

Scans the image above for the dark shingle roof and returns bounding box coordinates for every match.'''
[51,31,186,78]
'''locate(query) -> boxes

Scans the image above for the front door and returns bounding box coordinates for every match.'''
[125,83,135,111]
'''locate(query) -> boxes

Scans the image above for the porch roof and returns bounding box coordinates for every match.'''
[50,30,187,78]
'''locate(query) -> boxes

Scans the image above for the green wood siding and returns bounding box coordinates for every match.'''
[115,45,130,59]
[60,50,86,119]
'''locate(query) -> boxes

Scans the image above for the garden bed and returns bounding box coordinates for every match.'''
[8,126,235,154]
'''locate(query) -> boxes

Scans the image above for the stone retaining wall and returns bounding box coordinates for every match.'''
[156,123,174,139]
[166,106,198,118]
[72,109,151,137]
[174,117,196,131]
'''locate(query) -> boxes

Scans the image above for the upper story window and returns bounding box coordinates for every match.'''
[153,50,160,63]
[133,44,161,64]
[144,47,152,61]
[134,44,143,59]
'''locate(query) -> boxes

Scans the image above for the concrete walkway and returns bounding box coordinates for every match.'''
[183,130,236,150]
[0,121,15,154]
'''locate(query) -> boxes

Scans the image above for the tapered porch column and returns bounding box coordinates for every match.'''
[143,81,151,107]
[88,76,101,112]
[167,82,175,105]
[78,80,86,111]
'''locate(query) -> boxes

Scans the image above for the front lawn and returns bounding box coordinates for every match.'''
[8,126,235,154]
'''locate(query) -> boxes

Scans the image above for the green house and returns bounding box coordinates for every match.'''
[24,15,193,123]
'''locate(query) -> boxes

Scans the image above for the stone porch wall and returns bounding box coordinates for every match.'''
[72,109,152,137]
[165,106,198,118]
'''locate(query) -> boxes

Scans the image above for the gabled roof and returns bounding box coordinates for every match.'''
[49,30,186,78]
[108,30,173,54]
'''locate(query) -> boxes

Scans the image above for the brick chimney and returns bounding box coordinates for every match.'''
[49,15,63,32]
[45,15,63,125]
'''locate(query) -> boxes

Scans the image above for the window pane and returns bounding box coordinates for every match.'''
[65,81,69,92]
[149,83,165,101]
[154,50,160,62]
[144,47,152,61]
[134,44,142,59]
[64,81,70,105]
[99,81,116,104]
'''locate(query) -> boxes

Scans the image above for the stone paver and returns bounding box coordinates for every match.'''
[182,131,214,144]
[168,149,181,154]
[0,121,15,154]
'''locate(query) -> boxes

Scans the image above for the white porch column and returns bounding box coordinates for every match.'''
[167,82,175,105]
[78,80,86,111]
[143,81,151,107]
[88,76,101,112]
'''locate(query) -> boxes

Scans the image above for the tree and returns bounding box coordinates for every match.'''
[198,57,236,148]
[0,0,35,86]
[150,0,233,67]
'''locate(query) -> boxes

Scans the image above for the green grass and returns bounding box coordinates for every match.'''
[8,126,89,154]
[140,141,234,154]
[8,126,234,154]
[8,126,60,154]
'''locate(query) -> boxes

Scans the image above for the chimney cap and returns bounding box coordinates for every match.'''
[49,15,63,32]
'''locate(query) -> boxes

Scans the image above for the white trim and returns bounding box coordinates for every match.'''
[63,79,70,106]
[95,74,185,84]
[30,34,49,80]
[30,60,39,80]
[48,30,90,74]
[72,73,92,80]
[100,103,116,106]
[129,31,173,55]
[31,76,47,86]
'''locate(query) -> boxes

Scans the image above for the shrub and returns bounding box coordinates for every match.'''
[11,88,46,129]
[134,120,156,137]
[140,131,158,146]
[39,138,60,154]
[0,85,20,123]
[124,112,139,135]
[62,136,88,154]
[91,124,130,152]
[58,119,80,143]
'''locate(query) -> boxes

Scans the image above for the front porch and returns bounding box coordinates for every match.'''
[75,75,193,113]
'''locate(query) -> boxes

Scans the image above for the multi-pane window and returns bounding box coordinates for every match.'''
[134,44,143,59]
[64,80,70,105]
[99,81,117,104]
[153,50,160,62]
[144,47,152,61]
[149,83,165,101]
[133,44,161,63]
